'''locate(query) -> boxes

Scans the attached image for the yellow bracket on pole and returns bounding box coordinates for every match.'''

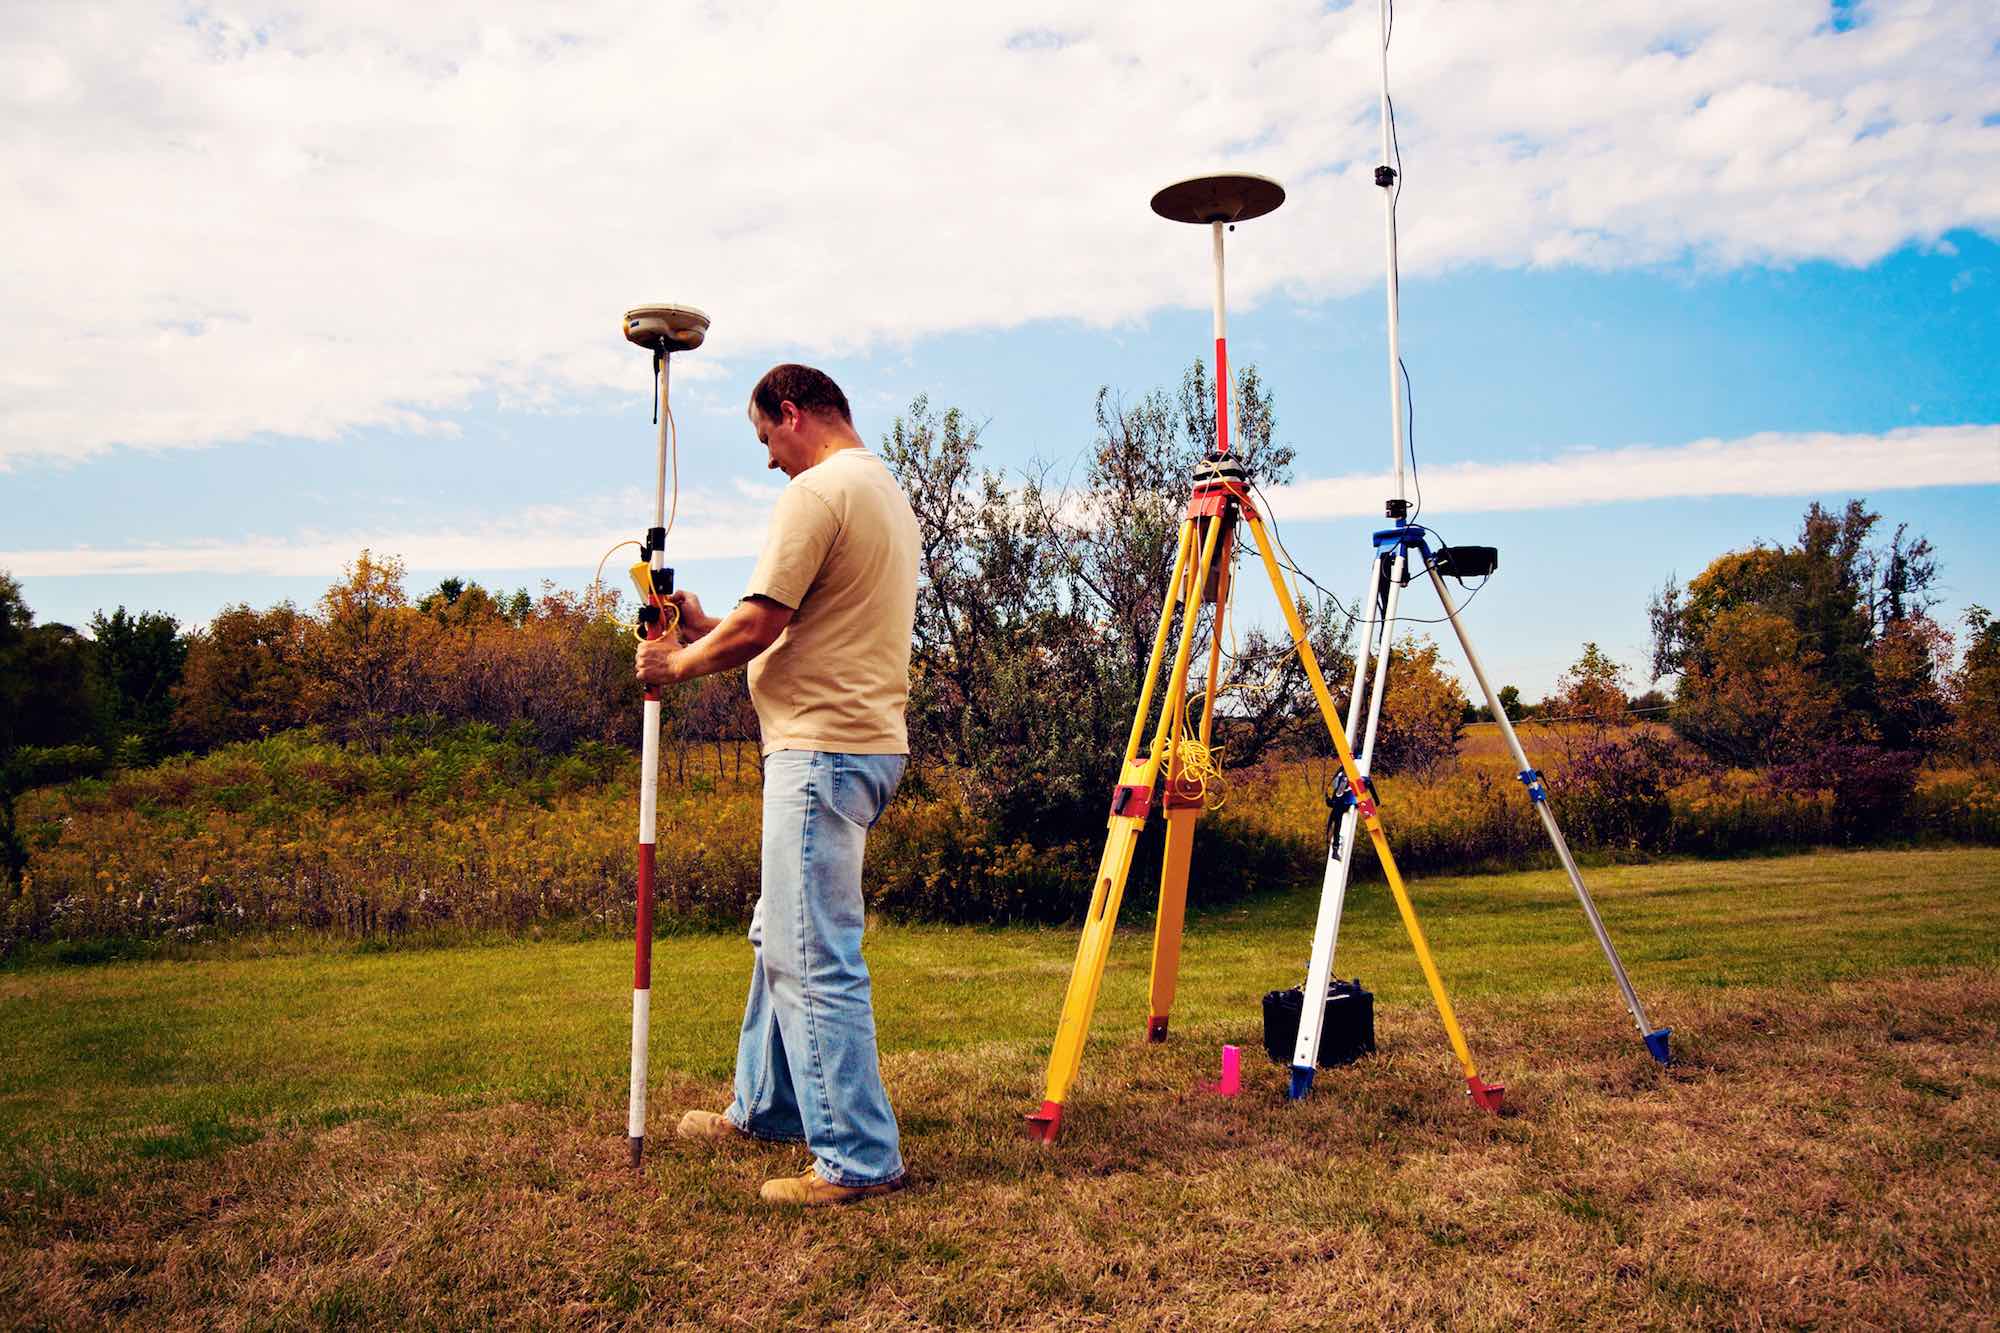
[628,563,680,642]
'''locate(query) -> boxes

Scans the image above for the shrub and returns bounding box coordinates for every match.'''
[1770,743,1923,843]
[865,793,1316,925]
[1553,729,1712,853]
[7,723,1997,959]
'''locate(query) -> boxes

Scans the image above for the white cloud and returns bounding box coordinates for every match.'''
[8,424,1991,578]
[2,1,1996,464]
[1272,424,2000,518]
[0,484,773,577]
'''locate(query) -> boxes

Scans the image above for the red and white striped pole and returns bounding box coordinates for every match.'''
[620,304,708,1170]
[630,413,666,1168]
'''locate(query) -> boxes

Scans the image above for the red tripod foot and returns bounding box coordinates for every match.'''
[1023,1100,1063,1144]
[1466,1075,1506,1113]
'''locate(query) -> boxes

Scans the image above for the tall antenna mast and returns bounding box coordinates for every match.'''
[1283,2,1675,1087]
[1377,0,1408,512]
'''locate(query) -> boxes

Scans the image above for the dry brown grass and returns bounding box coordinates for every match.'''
[5,969,1996,1329]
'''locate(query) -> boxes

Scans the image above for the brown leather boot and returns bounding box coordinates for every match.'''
[758,1168,906,1207]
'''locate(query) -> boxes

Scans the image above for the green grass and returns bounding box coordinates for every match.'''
[4,846,1998,1327]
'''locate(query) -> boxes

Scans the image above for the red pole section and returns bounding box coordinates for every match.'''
[1215,336,1230,457]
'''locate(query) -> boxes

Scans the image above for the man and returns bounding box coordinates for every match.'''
[634,363,919,1207]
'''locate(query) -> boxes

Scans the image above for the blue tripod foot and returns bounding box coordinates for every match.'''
[1287,1065,1315,1100]
[1643,1027,1673,1066]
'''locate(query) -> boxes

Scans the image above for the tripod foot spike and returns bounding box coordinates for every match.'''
[628,1135,643,1169]
[1287,1065,1315,1100]
[1466,1076,1506,1114]
[1023,1100,1063,1145]
[1644,1027,1673,1066]
[1146,1015,1170,1043]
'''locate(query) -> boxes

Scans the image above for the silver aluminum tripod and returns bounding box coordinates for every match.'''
[1285,0,1670,1099]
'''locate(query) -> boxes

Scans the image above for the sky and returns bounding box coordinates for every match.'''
[3,0,1997,699]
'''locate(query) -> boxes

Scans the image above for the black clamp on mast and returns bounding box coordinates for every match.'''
[635,526,675,637]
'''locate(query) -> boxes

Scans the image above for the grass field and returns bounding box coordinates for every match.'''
[4,846,1998,1327]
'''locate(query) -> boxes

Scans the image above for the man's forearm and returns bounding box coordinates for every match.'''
[673,603,780,677]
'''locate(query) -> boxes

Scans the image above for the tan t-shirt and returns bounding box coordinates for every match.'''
[743,447,919,756]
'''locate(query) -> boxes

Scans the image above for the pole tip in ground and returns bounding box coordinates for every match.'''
[1644,1028,1674,1066]
[628,1136,644,1169]
[1287,1065,1315,1101]
[1146,1015,1169,1043]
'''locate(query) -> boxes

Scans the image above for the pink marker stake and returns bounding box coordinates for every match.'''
[1211,1044,1241,1097]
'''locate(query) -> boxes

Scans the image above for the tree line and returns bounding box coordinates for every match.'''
[4,360,1996,888]
[0,559,758,888]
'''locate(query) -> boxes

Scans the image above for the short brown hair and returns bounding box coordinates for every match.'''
[750,363,852,426]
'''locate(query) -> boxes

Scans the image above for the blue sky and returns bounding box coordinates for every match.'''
[4,1,1997,698]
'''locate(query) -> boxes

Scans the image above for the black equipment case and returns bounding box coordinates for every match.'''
[1262,978,1376,1068]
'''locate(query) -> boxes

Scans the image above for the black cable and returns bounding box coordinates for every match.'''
[1251,475,1490,627]
[1401,356,1421,519]
[1248,479,1364,630]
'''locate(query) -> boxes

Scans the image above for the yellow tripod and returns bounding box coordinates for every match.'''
[1023,175,1504,1145]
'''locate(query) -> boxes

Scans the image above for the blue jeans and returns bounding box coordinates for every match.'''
[726,750,907,1186]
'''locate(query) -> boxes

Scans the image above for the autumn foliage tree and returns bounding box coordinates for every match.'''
[1951,605,2000,764]
[1536,642,1705,851]
[1543,642,1631,729]
[173,603,313,747]
[167,560,664,758]
[405,578,645,755]
[1650,499,1947,768]
[1366,635,1469,777]
[306,551,435,750]
[1649,499,1956,835]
